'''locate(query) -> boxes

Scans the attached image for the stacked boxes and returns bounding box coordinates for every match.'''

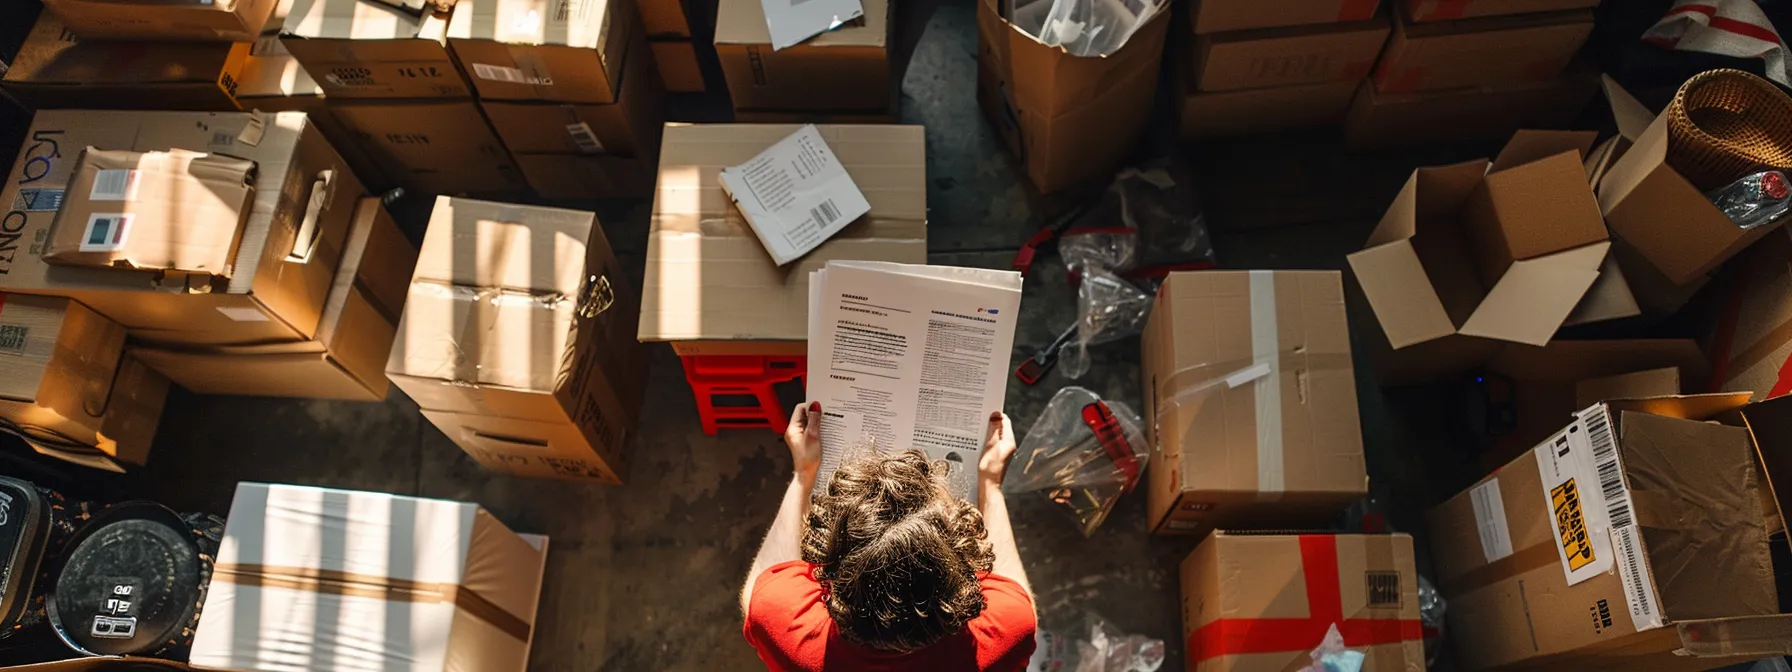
[639,0,708,92]
[1177,0,1386,140]
[41,0,274,42]
[1,13,250,111]
[717,0,895,121]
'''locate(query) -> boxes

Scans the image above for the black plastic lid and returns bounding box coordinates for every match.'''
[0,476,49,629]
[49,502,201,657]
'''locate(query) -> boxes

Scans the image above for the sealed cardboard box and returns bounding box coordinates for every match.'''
[42,0,274,42]
[640,0,691,37]
[279,0,466,99]
[1179,78,1357,139]
[134,197,415,401]
[651,39,704,93]
[480,31,663,156]
[1191,17,1388,92]
[977,0,1168,193]
[1347,131,1611,384]
[333,99,528,198]
[235,47,397,192]
[716,0,892,115]
[514,153,656,199]
[45,149,256,277]
[1428,394,1792,671]
[1405,0,1599,22]
[389,197,646,483]
[190,482,549,672]
[1,14,249,112]
[1706,228,1792,400]
[1342,73,1596,151]
[1140,270,1367,536]
[1190,0,1381,34]
[1372,10,1592,94]
[0,294,168,472]
[0,110,366,346]
[641,124,926,355]
[446,0,638,104]
[1180,533,1424,670]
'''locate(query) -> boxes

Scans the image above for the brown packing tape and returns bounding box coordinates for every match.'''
[211,564,531,642]
[1437,539,1559,598]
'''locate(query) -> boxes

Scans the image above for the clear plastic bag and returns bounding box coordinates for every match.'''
[1013,0,1165,57]
[1059,270,1153,379]
[1026,614,1165,672]
[1708,170,1792,230]
[1002,387,1147,536]
[1418,575,1447,668]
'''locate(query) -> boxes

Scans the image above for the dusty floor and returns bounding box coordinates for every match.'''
[0,1,1614,669]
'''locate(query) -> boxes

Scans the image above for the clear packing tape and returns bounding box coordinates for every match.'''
[1003,387,1147,536]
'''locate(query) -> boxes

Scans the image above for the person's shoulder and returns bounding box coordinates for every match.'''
[969,573,1038,658]
[748,561,827,629]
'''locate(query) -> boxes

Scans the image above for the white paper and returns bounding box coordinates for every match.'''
[721,125,871,266]
[762,0,864,50]
[807,262,1023,501]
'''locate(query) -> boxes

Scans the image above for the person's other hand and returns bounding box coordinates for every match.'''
[979,412,1017,486]
[785,401,823,482]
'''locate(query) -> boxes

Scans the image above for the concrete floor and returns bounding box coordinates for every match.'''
[8,1,1562,669]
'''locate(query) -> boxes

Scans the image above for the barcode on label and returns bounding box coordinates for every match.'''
[566,122,603,153]
[0,325,27,354]
[473,63,527,83]
[90,169,135,201]
[811,199,841,226]
[1586,410,1633,530]
[79,214,131,252]
[1366,571,1401,608]
[1612,524,1661,629]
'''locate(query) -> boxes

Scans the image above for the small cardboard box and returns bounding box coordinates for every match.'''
[279,0,466,100]
[0,294,168,472]
[1371,10,1592,94]
[715,0,892,115]
[976,0,1169,193]
[0,14,250,112]
[0,110,366,347]
[480,32,663,157]
[190,483,549,672]
[1190,0,1381,34]
[133,197,415,401]
[1404,0,1599,22]
[332,98,529,198]
[514,153,656,200]
[1178,78,1358,140]
[1705,228,1792,400]
[42,0,274,42]
[652,39,705,93]
[1342,72,1596,151]
[1428,394,1792,671]
[1190,17,1389,92]
[45,149,256,278]
[389,197,646,484]
[1179,533,1424,671]
[641,124,927,355]
[446,0,639,104]
[1140,271,1367,536]
[1347,131,1611,385]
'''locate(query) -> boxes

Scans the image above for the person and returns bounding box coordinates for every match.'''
[740,402,1037,671]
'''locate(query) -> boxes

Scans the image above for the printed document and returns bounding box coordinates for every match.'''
[721,125,871,266]
[761,0,865,50]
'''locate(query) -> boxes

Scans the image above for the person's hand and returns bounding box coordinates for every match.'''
[785,402,823,483]
[979,412,1018,486]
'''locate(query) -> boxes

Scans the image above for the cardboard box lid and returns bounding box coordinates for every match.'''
[641,123,926,343]
[716,0,888,47]
[2,13,250,88]
[413,197,593,295]
[44,149,257,277]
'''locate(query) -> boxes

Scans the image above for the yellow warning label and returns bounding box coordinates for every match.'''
[1551,479,1595,571]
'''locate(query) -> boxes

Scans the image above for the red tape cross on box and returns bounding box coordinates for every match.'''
[1187,536,1424,664]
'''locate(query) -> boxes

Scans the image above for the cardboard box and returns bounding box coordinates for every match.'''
[445,0,639,104]
[514,153,656,200]
[1179,533,1424,671]
[0,294,168,472]
[1179,80,1357,139]
[332,98,529,198]
[234,47,399,193]
[0,14,249,112]
[1428,394,1792,671]
[42,0,274,42]
[1372,10,1592,94]
[1140,270,1367,536]
[1190,0,1381,34]
[190,483,549,672]
[640,124,926,353]
[422,409,631,482]
[1405,0,1599,22]
[640,0,691,37]
[716,0,892,115]
[1706,228,1792,400]
[976,0,1168,193]
[652,39,705,93]
[0,110,366,347]
[1342,73,1596,151]
[1191,17,1388,92]
[480,31,663,156]
[1347,131,1612,384]
[133,197,414,401]
[279,0,466,100]
[389,197,646,483]
[45,149,256,277]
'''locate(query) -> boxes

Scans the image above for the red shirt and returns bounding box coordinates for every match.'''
[744,560,1038,671]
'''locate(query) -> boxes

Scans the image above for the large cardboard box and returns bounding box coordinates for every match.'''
[514,153,656,200]
[1179,78,1358,140]
[1342,73,1596,151]
[1371,10,1592,94]
[1404,0,1599,22]
[446,0,639,104]
[333,98,529,198]
[652,39,705,93]
[1347,131,1612,384]
[389,197,646,484]
[1428,394,1792,671]
[190,483,549,672]
[640,124,926,355]
[279,0,467,100]
[0,110,367,346]
[1190,0,1381,34]
[1706,228,1792,401]
[133,197,414,401]
[480,31,663,157]
[1140,271,1367,536]
[715,0,892,115]
[1,14,249,112]
[1179,533,1424,671]
[0,294,168,472]
[976,0,1168,193]
[42,0,274,42]
[1190,17,1388,92]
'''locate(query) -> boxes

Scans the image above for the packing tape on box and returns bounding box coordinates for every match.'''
[210,563,531,642]
[1249,270,1283,500]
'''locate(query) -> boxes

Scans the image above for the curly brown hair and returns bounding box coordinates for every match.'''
[801,450,995,653]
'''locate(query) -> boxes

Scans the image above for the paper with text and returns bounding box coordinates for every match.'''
[762,0,865,50]
[721,125,870,266]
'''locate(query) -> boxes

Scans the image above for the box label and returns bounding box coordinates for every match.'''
[566,122,604,153]
[14,188,65,212]
[89,169,139,201]
[79,213,131,252]
[1469,479,1514,563]
[472,63,549,86]
[1534,407,1634,586]
[1611,524,1663,631]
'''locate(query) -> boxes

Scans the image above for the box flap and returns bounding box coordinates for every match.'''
[1741,395,1792,538]
[1605,392,1752,421]
[1347,240,1456,348]
[44,148,256,278]
[1563,252,1641,326]
[1575,367,1682,407]
[1365,161,1488,247]
[414,197,592,295]
[1459,242,1607,345]
[1488,129,1596,174]
[1601,74,1655,143]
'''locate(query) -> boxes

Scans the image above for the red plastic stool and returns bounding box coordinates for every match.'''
[681,355,807,435]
